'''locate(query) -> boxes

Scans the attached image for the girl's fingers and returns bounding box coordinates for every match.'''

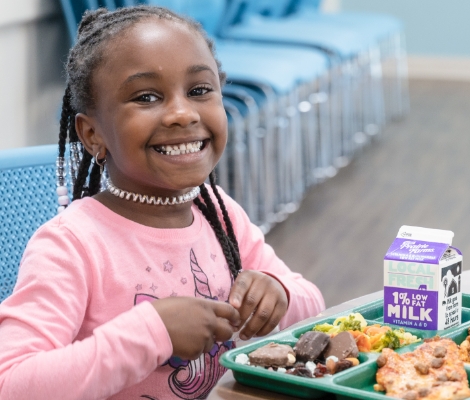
[213,317,238,343]
[239,296,281,339]
[228,272,254,309]
[212,301,241,327]
[228,271,289,340]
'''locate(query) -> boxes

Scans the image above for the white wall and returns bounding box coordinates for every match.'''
[0,0,68,150]
[338,0,470,81]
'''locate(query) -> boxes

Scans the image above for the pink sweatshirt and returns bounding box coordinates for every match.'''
[0,186,325,399]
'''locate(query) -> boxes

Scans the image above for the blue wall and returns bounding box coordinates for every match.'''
[340,0,470,57]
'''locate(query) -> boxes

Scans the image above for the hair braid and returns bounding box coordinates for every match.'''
[69,116,79,143]
[87,161,102,196]
[72,151,92,200]
[208,172,240,255]
[58,87,72,158]
[196,182,242,277]
[193,196,240,279]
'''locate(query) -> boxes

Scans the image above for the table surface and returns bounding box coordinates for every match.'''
[208,270,470,399]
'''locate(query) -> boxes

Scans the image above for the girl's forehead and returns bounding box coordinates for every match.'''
[103,18,214,68]
[116,18,204,52]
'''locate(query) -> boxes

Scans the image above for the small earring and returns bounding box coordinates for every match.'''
[95,152,106,175]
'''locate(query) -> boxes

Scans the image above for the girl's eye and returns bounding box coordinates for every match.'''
[189,86,212,97]
[135,93,159,103]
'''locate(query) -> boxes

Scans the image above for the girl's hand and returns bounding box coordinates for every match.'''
[152,297,240,360]
[228,270,288,341]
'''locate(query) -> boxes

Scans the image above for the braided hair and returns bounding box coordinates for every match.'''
[58,6,241,278]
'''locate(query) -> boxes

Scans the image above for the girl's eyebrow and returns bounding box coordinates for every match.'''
[120,71,160,89]
[120,65,215,90]
[187,64,216,76]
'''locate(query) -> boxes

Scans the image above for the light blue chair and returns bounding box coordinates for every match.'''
[0,145,58,302]
[270,0,409,123]
[217,0,377,160]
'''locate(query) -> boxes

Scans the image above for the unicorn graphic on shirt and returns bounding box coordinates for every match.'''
[134,248,234,399]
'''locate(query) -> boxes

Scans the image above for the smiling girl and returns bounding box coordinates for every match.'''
[0,6,324,399]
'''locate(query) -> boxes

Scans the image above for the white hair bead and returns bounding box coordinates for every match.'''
[57,206,66,213]
[56,186,68,196]
[58,195,70,206]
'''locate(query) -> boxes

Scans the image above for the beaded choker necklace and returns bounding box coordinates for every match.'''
[106,179,200,206]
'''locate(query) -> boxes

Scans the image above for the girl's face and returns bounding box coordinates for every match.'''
[79,18,227,196]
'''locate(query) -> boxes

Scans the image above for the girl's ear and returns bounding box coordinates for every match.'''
[75,113,106,158]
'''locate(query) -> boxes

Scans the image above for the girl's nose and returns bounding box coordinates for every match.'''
[161,96,200,128]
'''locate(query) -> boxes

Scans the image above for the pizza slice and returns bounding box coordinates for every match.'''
[375,337,470,400]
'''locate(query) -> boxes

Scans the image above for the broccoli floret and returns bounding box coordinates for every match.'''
[381,330,400,349]
[338,315,362,332]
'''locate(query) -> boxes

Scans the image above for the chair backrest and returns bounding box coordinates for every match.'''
[221,0,322,25]
[284,0,322,16]
[218,0,290,26]
[244,0,289,18]
[181,0,226,36]
[142,0,226,36]
[0,145,58,302]
[219,0,285,29]
[59,0,89,41]
[218,0,248,30]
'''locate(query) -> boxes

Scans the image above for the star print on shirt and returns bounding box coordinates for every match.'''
[181,277,187,285]
[163,261,173,273]
[135,284,142,291]
[170,291,178,297]
[210,253,216,261]
[217,288,225,299]
[146,266,151,272]
[150,283,157,292]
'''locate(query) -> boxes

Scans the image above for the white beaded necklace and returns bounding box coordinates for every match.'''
[106,179,200,205]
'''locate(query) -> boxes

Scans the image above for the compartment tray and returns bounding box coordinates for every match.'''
[220,293,470,399]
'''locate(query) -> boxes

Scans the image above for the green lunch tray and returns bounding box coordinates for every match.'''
[219,293,470,400]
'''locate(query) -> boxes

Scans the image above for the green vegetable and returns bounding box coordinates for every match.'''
[385,330,401,348]
[312,323,336,333]
[338,315,363,332]
[373,330,401,352]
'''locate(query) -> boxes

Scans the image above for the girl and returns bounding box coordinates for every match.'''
[0,6,325,399]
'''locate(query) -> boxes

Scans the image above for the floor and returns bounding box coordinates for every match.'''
[265,79,470,308]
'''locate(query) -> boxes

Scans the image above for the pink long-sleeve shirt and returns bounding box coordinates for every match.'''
[0,186,325,399]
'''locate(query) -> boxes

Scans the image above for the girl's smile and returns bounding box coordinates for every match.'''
[153,139,205,156]
[76,17,228,223]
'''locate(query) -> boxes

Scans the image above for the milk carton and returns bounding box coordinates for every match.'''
[384,225,462,330]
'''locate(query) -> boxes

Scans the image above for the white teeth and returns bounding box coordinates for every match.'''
[156,140,203,155]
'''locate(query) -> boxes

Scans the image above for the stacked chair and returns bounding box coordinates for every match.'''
[265,0,410,124]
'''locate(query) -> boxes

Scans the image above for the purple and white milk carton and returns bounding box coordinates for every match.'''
[384,225,462,331]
